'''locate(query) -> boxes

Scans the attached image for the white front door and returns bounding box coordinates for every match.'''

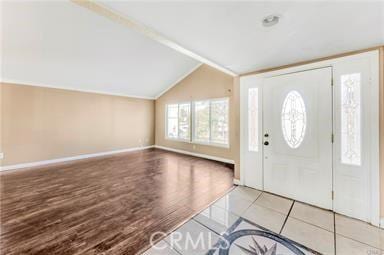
[263,67,333,209]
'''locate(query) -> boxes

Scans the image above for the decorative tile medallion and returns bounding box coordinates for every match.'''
[207,217,321,255]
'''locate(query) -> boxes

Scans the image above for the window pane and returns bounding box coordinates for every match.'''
[248,88,258,151]
[178,103,190,140]
[211,99,229,144]
[167,104,178,118]
[341,73,361,166]
[194,101,210,142]
[167,104,178,138]
[167,118,178,138]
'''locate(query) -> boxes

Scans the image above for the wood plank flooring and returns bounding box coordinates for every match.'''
[0,148,234,255]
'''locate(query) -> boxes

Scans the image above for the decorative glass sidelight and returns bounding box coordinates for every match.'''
[281,91,306,149]
[341,73,361,166]
[248,88,259,152]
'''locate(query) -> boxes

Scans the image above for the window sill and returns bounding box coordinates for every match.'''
[165,137,191,143]
[192,140,230,149]
[165,137,230,149]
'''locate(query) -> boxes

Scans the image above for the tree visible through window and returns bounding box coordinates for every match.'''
[211,99,229,144]
[194,101,210,142]
[166,104,178,139]
[194,98,229,146]
[166,98,229,147]
[166,103,190,140]
[178,103,190,140]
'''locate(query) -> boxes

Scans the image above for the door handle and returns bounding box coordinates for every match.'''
[264,141,269,146]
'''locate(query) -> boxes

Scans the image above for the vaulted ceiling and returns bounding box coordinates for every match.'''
[2,1,383,98]
[102,1,384,74]
[1,1,199,99]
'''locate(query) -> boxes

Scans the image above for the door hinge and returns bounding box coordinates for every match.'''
[331,134,334,143]
[331,77,334,86]
[332,191,335,200]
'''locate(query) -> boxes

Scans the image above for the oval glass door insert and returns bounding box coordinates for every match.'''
[281,90,306,148]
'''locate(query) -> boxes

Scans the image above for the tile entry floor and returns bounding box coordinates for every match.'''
[143,186,384,255]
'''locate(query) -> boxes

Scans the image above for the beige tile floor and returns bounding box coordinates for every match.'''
[143,186,384,255]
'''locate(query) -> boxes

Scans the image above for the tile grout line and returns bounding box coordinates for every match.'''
[244,191,264,211]
[143,186,237,254]
[333,214,382,250]
[162,187,252,254]
[192,218,224,236]
[191,189,264,237]
[335,232,382,251]
[333,213,336,255]
[279,200,295,234]
[229,190,264,217]
[235,190,336,235]
[289,212,335,233]
[288,208,380,251]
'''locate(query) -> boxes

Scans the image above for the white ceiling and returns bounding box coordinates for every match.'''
[2,1,383,99]
[102,1,384,74]
[1,1,199,99]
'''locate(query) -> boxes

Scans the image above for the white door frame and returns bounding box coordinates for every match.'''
[240,50,380,226]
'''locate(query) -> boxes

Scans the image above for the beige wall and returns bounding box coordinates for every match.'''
[0,83,155,166]
[155,65,240,178]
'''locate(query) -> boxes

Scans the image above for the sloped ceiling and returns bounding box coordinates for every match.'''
[2,1,383,99]
[102,1,384,74]
[1,1,200,99]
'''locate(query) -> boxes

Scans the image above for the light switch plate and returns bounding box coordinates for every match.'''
[0,153,3,159]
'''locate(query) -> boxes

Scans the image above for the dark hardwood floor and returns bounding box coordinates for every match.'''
[0,148,234,255]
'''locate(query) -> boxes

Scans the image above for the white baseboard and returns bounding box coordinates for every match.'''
[1,145,234,171]
[0,145,154,171]
[233,179,242,185]
[154,145,235,164]
[379,218,384,229]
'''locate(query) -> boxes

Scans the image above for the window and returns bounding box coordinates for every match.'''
[341,73,361,166]
[166,104,178,139]
[166,103,190,141]
[194,100,210,142]
[281,90,307,149]
[193,98,229,146]
[210,99,229,144]
[178,103,191,140]
[248,88,258,152]
[166,98,229,147]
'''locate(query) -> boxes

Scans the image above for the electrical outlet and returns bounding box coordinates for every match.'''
[0,153,4,159]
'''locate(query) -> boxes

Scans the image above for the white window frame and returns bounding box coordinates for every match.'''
[165,97,230,148]
[192,97,230,148]
[165,102,191,142]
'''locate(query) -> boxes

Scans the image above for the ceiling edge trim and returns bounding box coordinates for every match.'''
[0,79,156,100]
[155,63,203,100]
[71,0,237,77]
[241,45,384,77]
